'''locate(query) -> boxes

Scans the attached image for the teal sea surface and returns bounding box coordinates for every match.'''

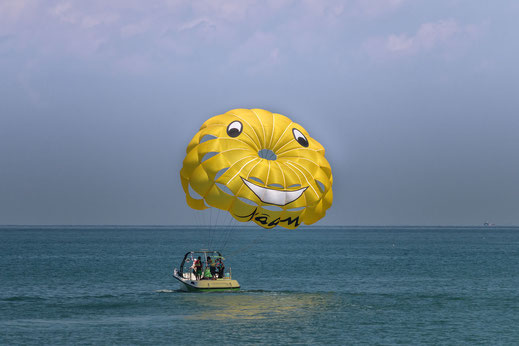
[1,226,518,345]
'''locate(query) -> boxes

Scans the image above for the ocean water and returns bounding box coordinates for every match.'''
[1,226,518,345]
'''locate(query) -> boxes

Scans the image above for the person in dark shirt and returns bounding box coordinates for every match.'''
[193,256,202,280]
[216,258,225,278]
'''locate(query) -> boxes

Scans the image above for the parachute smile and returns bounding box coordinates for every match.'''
[241,177,307,206]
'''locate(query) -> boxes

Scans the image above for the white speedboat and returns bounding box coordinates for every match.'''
[173,250,240,292]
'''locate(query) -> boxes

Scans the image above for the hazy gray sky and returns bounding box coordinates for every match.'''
[1,0,518,226]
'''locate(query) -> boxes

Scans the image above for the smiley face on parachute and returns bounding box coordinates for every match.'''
[180,108,333,229]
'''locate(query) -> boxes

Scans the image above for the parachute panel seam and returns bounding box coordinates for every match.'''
[278,161,307,207]
[225,157,261,188]
[274,161,286,189]
[251,109,266,148]
[232,159,263,199]
[271,121,293,151]
[285,160,320,199]
[285,157,322,170]
[277,147,323,156]
[265,160,271,187]
[229,111,262,150]
[268,112,275,149]
[276,138,296,154]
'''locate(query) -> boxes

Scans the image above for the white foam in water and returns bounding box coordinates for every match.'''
[155,289,175,293]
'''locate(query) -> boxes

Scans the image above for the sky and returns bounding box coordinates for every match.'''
[1,0,518,226]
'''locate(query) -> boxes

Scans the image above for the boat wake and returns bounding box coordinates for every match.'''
[155,289,178,293]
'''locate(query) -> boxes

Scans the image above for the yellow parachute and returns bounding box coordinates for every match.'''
[180,108,333,229]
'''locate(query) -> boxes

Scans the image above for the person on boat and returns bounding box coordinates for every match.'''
[216,258,225,278]
[202,266,213,279]
[207,256,216,279]
[194,256,203,280]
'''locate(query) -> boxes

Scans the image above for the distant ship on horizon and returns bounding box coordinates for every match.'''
[483,221,495,226]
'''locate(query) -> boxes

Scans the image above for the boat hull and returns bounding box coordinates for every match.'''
[173,270,240,292]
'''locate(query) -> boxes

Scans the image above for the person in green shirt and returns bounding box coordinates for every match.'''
[207,256,216,279]
[203,266,212,279]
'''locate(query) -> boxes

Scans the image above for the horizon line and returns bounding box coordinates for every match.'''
[0,224,516,228]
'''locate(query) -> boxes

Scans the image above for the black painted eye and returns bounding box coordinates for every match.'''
[292,128,309,147]
[227,121,243,138]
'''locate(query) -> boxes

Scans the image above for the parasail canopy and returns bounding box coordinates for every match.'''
[180,108,333,229]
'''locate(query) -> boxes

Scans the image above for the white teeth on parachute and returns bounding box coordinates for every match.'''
[241,177,307,206]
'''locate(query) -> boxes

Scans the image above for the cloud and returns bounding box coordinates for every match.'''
[49,2,119,28]
[362,19,480,61]
[50,2,75,23]
[120,19,151,38]
[0,0,33,21]
[349,0,406,18]
[1,0,411,76]
[178,17,216,33]
[2,1,407,49]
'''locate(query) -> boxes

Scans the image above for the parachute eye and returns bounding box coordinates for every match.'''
[292,128,309,147]
[227,121,243,138]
